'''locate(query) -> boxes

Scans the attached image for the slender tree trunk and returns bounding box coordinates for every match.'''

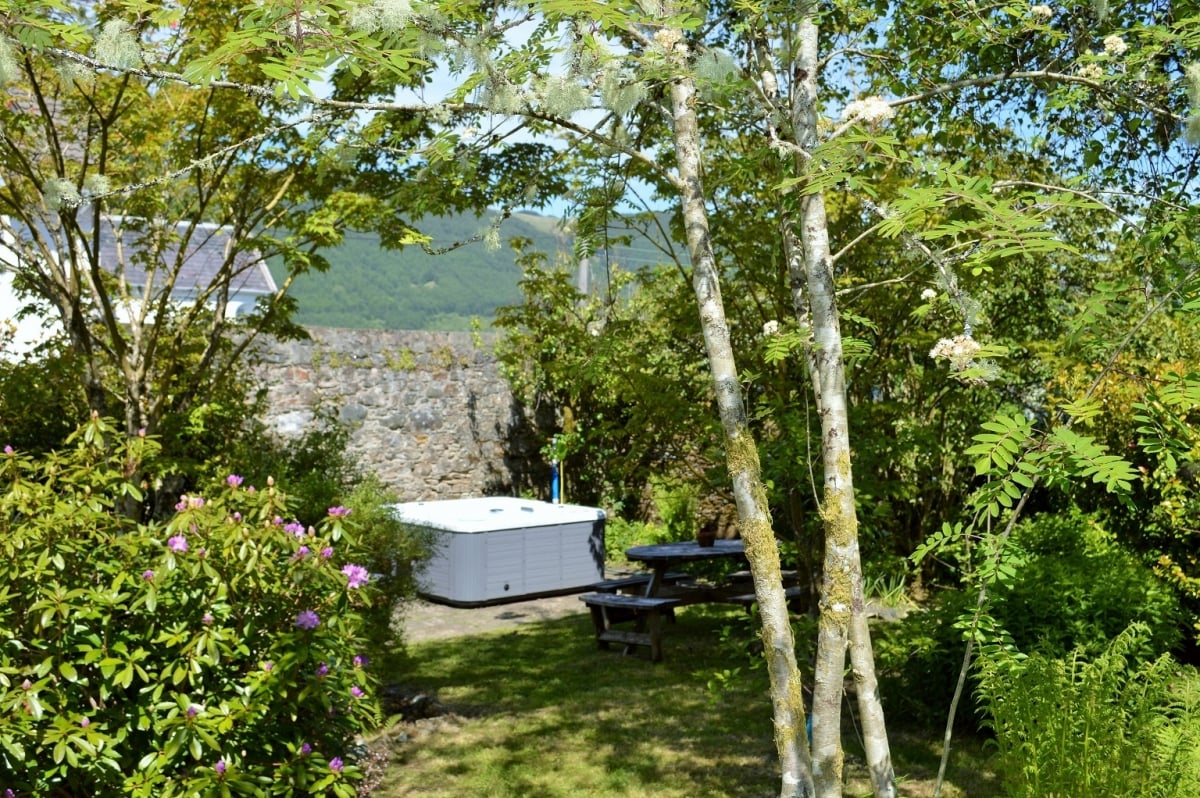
[784,6,896,798]
[666,50,814,798]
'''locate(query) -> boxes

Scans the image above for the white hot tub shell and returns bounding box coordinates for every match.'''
[390,497,605,606]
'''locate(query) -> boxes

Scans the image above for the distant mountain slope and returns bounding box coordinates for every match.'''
[268,211,569,331]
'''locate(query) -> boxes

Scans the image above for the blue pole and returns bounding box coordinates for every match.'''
[550,460,560,504]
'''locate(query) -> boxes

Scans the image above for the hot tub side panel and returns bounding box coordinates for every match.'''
[416,517,604,606]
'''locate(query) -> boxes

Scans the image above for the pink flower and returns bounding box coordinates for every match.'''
[226,474,243,487]
[341,564,370,589]
[316,662,329,677]
[320,547,334,559]
[167,535,188,553]
[301,742,312,755]
[202,613,214,625]
[350,685,365,699]
[3,445,12,455]
[80,716,90,728]
[142,570,155,581]
[285,522,305,538]
[215,759,226,776]
[328,506,351,517]
[263,661,274,672]
[329,756,344,773]
[295,610,319,630]
[294,546,310,560]
[176,495,205,510]
[353,655,367,669]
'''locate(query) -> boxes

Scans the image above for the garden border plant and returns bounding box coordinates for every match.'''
[0,415,384,797]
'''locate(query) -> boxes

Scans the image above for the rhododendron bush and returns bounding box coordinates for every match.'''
[0,416,382,797]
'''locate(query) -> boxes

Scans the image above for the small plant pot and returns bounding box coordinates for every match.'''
[696,530,716,548]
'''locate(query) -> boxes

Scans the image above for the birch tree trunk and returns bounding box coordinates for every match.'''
[664,35,814,798]
[784,7,896,798]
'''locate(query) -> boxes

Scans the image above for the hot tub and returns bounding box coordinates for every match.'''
[390,497,605,606]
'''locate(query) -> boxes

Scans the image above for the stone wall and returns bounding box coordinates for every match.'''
[258,328,547,501]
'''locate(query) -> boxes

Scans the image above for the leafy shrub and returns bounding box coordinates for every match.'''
[978,623,1200,797]
[875,587,979,731]
[650,476,700,542]
[880,508,1181,731]
[603,516,664,563]
[211,406,361,529]
[996,509,1182,658]
[339,475,433,671]
[0,347,87,454]
[0,417,383,796]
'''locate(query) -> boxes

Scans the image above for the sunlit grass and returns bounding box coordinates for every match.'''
[369,605,1001,797]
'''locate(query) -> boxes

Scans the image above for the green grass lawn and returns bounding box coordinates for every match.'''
[367,605,1003,797]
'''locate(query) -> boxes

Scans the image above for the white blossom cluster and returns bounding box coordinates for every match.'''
[929,334,981,372]
[1079,62,1105,81]
[921,288,938,301]
[762,319,781,337]
[841,96,895,125]
[1102,34,1128,56]
[1030,4,1054,19]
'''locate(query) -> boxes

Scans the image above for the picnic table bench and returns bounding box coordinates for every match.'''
[578,592,682,663]
[716,584,808,612]
[589,571,693,594]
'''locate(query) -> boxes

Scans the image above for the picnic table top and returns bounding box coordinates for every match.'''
[624,538,745,565]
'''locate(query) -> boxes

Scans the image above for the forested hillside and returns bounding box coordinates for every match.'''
[268,211,568,331]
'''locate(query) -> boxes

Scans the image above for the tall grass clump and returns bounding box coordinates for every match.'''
[977,623,1200,797]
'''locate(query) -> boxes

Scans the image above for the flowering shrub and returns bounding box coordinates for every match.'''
[0,416,381,796]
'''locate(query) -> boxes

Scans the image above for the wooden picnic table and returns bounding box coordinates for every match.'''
[579,538,806,662]
[578,539,748,662]
[624,538,747,600]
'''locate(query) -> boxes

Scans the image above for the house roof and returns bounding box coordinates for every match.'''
[93,216,277,297]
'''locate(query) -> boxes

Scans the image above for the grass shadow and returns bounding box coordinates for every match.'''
[369,606,1002,797]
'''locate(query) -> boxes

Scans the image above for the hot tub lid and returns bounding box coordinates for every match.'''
[388,496,605,533]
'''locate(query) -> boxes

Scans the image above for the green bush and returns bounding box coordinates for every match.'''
[0,417,383,796]
[978,623,1200,797]
[650,476,700,542]
[339,475,433,670]
[995,509,1182,658]
[880,508,1181,731]
[875,587,979,731]
[603,517,664,563]
[212,407,361,529]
